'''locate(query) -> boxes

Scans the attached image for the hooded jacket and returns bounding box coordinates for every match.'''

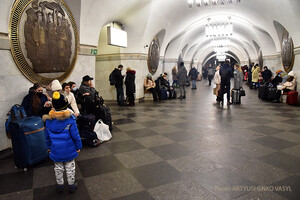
[43,110,82,162]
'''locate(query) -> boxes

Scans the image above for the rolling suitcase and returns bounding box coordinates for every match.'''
[258,85,268,100]
[232,89,241,104]
[286,91,298,105]
[10,116,48,170]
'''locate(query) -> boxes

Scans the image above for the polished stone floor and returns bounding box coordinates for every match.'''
[0,80,300,200]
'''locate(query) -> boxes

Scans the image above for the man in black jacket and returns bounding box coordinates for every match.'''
[219,60,234,105]
[79,75,97,114]
[112,65,125,106]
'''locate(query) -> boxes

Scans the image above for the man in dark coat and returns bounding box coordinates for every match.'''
[262,66,272,83]
[79,75,97,114]
[112,65,125,106]
[177,62,187,98]
[219,60,233,105]
[188,65,198,89]
[125,67,136,106]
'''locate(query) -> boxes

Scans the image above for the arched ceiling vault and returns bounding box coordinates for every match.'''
[74,0,300,63]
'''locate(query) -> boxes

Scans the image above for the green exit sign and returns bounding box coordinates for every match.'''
[91,49,98,55]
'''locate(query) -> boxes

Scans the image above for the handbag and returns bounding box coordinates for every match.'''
[240,88,246,96]
[93,120,112,143]
[213,87,216,95]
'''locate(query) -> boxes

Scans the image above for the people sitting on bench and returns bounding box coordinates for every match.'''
[273,71,297,103]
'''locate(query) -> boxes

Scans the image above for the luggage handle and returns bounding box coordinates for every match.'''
[10,104,27,121]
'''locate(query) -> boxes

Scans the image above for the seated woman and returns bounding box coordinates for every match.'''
[144,73,158,101]
[62,82,80,117]
[269,70,283,88]
[21,83,52,117]
[273,71,297,103]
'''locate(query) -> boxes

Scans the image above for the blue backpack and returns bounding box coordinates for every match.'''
[5,104,27,138]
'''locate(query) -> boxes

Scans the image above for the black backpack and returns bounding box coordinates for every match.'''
[109,70,116,86]
[220,68,229,81]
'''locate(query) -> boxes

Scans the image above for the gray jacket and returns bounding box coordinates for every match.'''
[233,70,243,89]
[177,66,187,85]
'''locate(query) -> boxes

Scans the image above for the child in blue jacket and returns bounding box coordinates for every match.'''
[43,92,82,193]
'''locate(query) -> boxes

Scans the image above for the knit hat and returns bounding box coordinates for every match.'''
[288,71,295,77]
[147,73,152,77]
[51,79,62,91]
[276,70,283,74]
[52,92,69,111]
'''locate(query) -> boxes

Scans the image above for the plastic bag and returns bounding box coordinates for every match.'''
[93,120,112,143]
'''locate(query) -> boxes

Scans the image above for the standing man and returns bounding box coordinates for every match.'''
[112,65,125,106]
[188,65,198,89]
[177,62,187,98]
[207,64,215,86]
[219,60,233,105]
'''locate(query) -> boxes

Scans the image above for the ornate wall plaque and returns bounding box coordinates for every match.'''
[281,30,294,73]
[9,0,78,85]
[147,37,160,75]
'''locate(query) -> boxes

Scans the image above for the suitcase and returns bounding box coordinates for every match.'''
[232,89,241,104]
[267,88,280,100]
[10,116,48,170]
[286,91,298,105]
[258,85,268,99]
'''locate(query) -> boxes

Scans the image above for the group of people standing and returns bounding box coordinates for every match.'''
[110,65,136,106]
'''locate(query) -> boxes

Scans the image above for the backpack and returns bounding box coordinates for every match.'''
[109,70,116,86]
[5,104,27,138]
[220,68,229,81]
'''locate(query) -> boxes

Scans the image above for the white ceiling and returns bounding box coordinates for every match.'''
[1,0,300,63]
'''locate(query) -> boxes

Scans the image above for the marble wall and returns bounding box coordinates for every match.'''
[0,48,95,151]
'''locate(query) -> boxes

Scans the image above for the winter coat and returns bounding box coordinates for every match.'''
[43,110,82,162]
[262,69,272,82]
[78,82,96,102]
[188,68,198,80]
[233,70,244,89]
[21,91,50,117]
[214,70,221,85]
[113,68,124,87]
[177,66,187,85]
[251,67,260,83]
[219,63,233,83]
[172,69,178,81]
[281,77,297,91]
[64,92,80,114]
[156,76,170,90]
[125,70,136,95]
[144,78,156,90]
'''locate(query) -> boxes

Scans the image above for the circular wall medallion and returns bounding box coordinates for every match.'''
[147,37,160,75]
[281,30,294,73]
[9,0,79,85]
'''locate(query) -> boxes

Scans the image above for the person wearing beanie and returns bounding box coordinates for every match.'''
[177,62,187,98]
[43,91,82,193]
[51,79,63,91]
[270,70,283,87]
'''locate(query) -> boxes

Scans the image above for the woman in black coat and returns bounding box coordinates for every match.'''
[125,67,136,106]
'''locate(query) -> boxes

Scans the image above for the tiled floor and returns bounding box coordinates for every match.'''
[0,80,300,200]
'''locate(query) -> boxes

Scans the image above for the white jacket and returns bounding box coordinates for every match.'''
[64,92,80,114]
[214,70,221,85]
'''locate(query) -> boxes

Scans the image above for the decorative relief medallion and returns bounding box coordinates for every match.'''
[281,30,294,73]
[9,0,78,85]
[147,37,160,75]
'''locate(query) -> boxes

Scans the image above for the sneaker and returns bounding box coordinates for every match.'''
[56,184,64,193]
[227,101,232,105]
[182,95,186,99]
[69,182,78,193]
